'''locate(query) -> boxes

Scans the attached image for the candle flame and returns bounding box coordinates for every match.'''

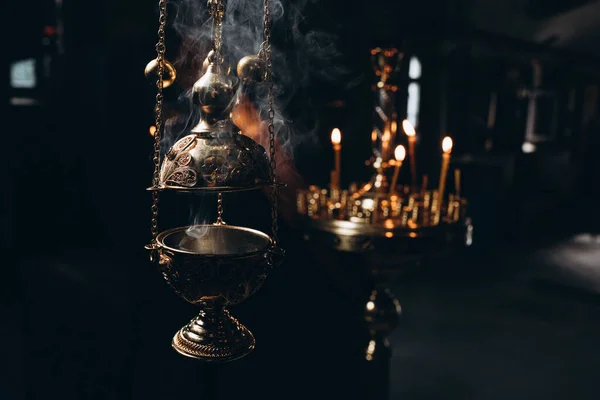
[402,119,416,137]
[394,145,406,161]
[331,128,341,144]
[442,136,453,153]
[382,130,390,143]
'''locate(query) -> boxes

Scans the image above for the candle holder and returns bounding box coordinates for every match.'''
[296,47,473,362]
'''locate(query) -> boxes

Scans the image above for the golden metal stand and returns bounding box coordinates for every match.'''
[297,47,473,363]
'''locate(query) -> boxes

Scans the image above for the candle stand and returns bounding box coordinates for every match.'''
[296,48,473,366]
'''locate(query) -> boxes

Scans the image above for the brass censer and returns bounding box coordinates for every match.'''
[144,0,284,362]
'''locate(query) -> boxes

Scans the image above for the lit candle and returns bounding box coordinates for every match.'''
[421,174,428,198]
[381,128,391,161]
[402,119,417,193]
[389,145,406,194]
[454,168,461,199]
[331,128,342,189]
[390,116,398,157]
[437,136,453,206]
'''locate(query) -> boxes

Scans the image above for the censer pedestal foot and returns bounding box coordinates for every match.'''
[172,300,255,362]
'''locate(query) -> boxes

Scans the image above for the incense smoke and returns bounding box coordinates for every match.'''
[157,0,351,229]
[161,0,350,156]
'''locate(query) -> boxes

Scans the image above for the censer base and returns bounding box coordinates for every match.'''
[172,302,255,362]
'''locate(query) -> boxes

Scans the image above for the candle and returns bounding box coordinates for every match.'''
[389,145,406,194]
[402,119,417,193]
[390,115,398,157]
[420,174,428,198]
[331,128,342,189]
[454,168,461,199]
[437,136,453,208]
[381,127,391,161]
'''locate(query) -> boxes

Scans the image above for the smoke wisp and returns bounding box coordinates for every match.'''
[160,0,350,157]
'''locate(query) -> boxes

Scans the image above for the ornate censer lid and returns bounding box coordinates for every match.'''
[158,130,272,191]
[152,54,272,192]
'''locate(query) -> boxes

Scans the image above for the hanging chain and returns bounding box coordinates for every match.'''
[261,0,279,247]
[207,0,226,228]
[150,0,168,246]
[208,0,225,59]
[215,192,225,225]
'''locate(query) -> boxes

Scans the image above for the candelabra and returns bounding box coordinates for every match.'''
[297,48,473,362]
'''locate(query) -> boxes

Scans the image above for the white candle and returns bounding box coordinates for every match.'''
[403,119,417,192]
[437,136,453,206]
[389,145,406,194]
[331,128,342,188]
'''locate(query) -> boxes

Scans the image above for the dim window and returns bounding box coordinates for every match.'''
[406,57,421,128]
[407,82,420,128]
[408,56,421,79]
[10,59,36,89]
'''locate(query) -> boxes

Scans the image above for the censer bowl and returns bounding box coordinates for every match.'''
[155,224,274,361]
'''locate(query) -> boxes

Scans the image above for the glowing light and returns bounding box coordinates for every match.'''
[402,119,416,137]
[442,136,453,153]
[408,56,421,79]
[394,145,406,161]
[366,301,375,311]
[373,157,382,169]
[382,130,391,143]
[385,232,393,238]
[407,83,420,127]
[11,58,36,89]
[522,142,536,153]
[149,125,157,136]
[331,128,341,145]
[361,198,375,211]
[366,339,376,361]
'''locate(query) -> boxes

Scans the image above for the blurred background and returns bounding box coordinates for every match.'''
[3,0,600,399]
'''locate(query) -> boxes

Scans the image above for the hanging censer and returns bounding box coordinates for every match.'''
[144,0,284,362]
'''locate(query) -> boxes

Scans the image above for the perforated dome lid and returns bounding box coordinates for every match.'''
[159,128,271,191]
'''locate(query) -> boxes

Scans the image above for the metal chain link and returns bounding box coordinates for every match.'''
[262,0,279,247]
[208,0,225,58]
[215,192,225,225]
[150,0,168,245]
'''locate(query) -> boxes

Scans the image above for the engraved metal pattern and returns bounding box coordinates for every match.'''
[159,133,271,190]
[157,247,271,306]
[155,225,273,305]
[164,168,198,187]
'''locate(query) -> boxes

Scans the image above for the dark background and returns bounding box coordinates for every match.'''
[3,0,600,399]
